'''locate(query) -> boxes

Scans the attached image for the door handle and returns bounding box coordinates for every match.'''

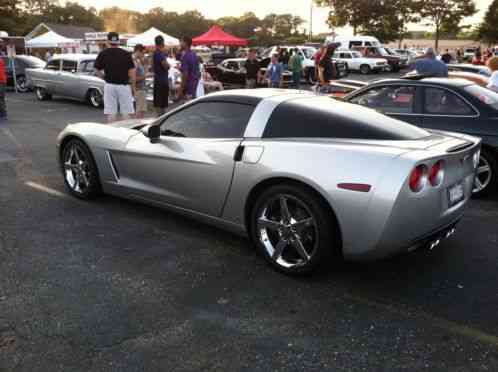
[233,145,245,161]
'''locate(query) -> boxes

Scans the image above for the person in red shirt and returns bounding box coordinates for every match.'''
[0,54,7,121]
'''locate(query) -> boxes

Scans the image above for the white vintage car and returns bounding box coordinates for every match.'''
[26,54,104,108]
[333,50,389,74]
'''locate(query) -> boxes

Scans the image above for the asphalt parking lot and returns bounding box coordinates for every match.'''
[1,89,498,372]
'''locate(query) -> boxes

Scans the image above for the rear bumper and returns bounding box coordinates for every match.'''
[405,219,460,252]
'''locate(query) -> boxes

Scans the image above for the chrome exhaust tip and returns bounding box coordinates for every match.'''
[429,239,441,250]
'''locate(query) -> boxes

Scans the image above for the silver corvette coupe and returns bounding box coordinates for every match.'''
[57,89,480,275]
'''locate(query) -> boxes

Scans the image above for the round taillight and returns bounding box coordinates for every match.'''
[429,160,445,187]
[409,164,428,192]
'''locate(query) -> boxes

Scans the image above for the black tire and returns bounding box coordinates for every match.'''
[60,139,102,200]
[35,87,51,101]
[472,148,498,198]
[15,75,29,93]
[360,64,371,75]
[87,89,103,108]
[250,183,341,275]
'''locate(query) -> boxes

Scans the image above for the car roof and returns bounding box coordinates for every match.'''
[51,54,97,62]
[368,77,474,88]
[200,88,313,105]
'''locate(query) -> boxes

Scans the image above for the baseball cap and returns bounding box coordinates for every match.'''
[107,32,120,44]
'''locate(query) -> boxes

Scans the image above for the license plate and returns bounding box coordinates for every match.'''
[448,182,465,207]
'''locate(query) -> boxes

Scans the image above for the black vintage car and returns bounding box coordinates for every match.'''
[1,55,46,92]
[206,58,293,88]
[344,77,498,197]
[207,57,347,88]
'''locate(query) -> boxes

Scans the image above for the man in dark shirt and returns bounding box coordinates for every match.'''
[94,32,136,123]
[245,49,261,89]
[180,37,200,101]
[153,35,170,115]
[441,49,452,64]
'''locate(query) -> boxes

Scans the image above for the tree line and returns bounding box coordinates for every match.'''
[3,0,498,49]
[0,1,307,45]
[315,0,479,50]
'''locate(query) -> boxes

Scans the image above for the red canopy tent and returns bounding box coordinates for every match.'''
[192,25,248,46]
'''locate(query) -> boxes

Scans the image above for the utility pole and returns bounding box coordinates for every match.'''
[309,0,313,41]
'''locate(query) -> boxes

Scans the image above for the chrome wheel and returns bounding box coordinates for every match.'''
[473,155,492,194]
[16,76,28,93]
[35,87,45,100]
[89,89,103,108]
[63,144,92,194]
[257,194,318,269]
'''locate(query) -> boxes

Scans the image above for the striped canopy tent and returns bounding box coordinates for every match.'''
[192,25,248,46]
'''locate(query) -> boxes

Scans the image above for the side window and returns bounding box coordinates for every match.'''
[365,41,372,46]
[161,101,254,138]
[46,59,61,71]
[62,60,77,72]
[80,60,95,73]
[350,85,416,114]
[343,53,352,59]
[424,88,475,116]
[350,41,362,48]
[226,61,239,71]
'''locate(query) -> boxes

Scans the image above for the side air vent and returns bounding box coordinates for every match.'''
[107,151,120,181]
[446,142,473,153]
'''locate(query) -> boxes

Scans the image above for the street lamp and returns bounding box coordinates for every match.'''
[309,0,313,41]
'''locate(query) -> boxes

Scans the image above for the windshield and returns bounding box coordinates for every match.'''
[465,85,498,110]
[378,47,390,56]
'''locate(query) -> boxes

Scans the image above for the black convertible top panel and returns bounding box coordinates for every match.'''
[263,97,429,140]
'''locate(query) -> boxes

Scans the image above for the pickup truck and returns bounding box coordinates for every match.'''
[352,46,402,72]
[26,54,104,108]
[333,50,388,74]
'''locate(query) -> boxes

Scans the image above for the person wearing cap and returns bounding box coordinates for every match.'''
[133,44,147,119]
[0,54,7,121]
[94,32,136,123]
[153,35,170,115]
[410,48,448,77]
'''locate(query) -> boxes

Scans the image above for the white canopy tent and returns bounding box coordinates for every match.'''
[26,31,79,48]
[127,27,179,48]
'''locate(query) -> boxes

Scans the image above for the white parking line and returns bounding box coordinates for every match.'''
[25,181,67,198]
[0,127,23,149]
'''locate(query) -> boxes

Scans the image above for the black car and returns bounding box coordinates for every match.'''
[206,58,292,88]
[1,55,46,92]
[344,77,498,197]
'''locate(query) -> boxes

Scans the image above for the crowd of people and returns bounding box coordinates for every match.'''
[4,32,498,124]
[93,34,345,123]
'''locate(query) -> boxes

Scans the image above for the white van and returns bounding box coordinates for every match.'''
[326,36,381,50]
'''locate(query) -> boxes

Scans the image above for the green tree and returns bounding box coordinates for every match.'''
[314,0,421,43]
[45,2,103,30]
[419,0,477,51]
[478,0,498,44]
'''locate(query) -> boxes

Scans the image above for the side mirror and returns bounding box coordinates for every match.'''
[148,125,161,144]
